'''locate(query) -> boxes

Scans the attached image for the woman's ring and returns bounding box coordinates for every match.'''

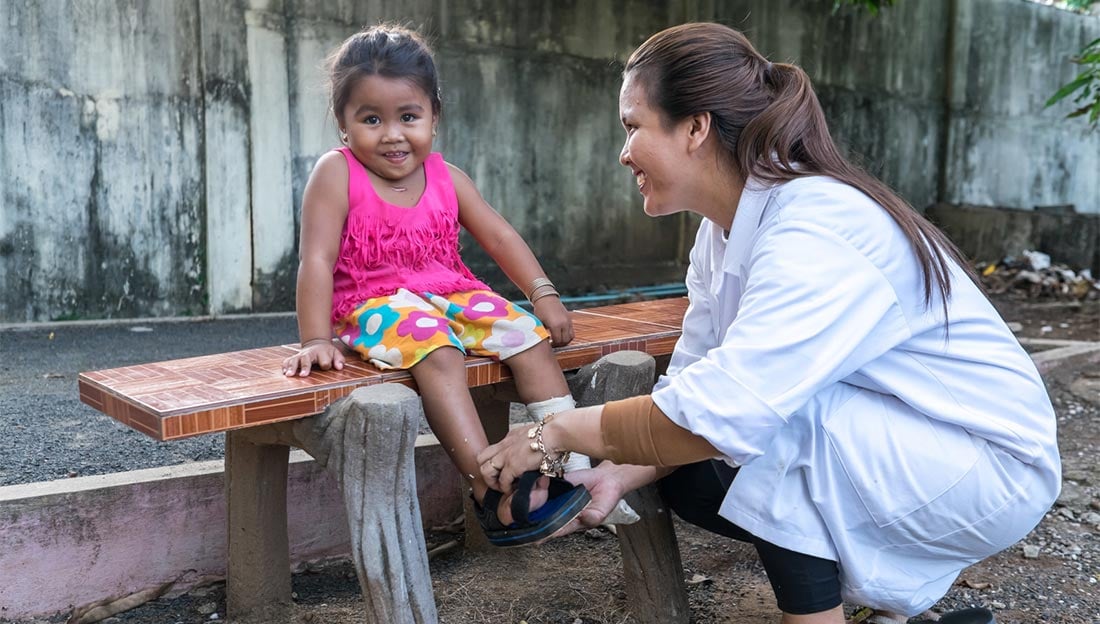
[486,459,501,471]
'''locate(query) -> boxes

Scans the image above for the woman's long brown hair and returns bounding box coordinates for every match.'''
[626,23,979,316]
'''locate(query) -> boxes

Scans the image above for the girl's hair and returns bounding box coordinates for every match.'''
[626,22,979,313]
[326,24,441,125]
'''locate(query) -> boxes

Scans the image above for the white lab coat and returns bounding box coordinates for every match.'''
[651,176,1061,615]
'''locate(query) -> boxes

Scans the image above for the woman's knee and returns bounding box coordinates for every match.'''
[658,461,752,541]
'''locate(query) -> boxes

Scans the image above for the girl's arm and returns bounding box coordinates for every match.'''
[283,152,350,377]
[447,162,574,346]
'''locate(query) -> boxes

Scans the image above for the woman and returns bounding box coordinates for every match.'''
[478,23,1060,624]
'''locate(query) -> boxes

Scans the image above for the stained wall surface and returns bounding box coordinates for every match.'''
[2,0,1096,322]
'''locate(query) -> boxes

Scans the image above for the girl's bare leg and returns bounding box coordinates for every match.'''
[500,340,570,403]
[410,346,543,522]
[410,347,489,498]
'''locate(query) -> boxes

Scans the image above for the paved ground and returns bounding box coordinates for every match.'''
[0,315,301,486]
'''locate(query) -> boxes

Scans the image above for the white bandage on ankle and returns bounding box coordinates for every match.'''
[526,395,576,421]
[525,395,640,525]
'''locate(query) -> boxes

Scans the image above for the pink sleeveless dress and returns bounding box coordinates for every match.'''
[330,148,490,325]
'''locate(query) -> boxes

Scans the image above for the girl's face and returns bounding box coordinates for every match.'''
[340,74,437,184]
[618,73,693,218]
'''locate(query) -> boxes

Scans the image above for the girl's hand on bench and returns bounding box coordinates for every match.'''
[533,297,574,347]
[283,339,346,377]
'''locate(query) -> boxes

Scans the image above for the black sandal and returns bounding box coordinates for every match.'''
[473,470,591,548]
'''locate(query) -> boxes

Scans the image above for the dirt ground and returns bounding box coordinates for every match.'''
[22,296,1100,624]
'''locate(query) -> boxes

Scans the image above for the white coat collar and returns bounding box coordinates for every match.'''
[721,177,776,275]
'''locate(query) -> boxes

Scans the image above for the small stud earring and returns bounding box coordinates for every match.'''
[339,130,348,144]
[432,127,438,137]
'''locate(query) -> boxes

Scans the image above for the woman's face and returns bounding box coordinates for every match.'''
[618,73,692,218]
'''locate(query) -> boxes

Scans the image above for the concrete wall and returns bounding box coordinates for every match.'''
[2,0,1097,322]
[945,0,1100,213]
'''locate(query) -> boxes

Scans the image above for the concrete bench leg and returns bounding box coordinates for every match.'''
[225,430,292,622]
[571,350,691,624]
[226,383,438,624]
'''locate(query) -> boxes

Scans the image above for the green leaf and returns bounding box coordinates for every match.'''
[1045,73,1091,108]
[832,0,894,15]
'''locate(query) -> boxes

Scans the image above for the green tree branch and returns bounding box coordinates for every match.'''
[1046,34,1100,129]
[833,0,896,14]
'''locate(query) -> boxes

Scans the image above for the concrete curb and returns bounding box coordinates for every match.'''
[1020,337,1100,377]
[0,436,460,620]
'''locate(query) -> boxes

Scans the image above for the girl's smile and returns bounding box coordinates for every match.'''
[340,74,437,190]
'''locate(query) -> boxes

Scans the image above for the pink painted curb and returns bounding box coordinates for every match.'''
[0,437,460,619]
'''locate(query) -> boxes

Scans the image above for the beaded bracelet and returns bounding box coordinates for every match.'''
[527,414,571,477]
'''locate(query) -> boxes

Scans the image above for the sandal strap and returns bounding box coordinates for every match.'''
[510,471,542,525]
[476,488,507,531]
[545,474,579,498]
[510,471,586,525]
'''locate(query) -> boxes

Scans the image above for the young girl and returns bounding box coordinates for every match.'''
[280,24,635,546]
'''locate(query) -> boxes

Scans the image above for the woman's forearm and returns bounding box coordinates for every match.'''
[542,396,719,467]
[542,405,609,458]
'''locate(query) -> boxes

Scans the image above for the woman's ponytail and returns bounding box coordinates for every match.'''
[626,23,979,314]
[738,62,833,183]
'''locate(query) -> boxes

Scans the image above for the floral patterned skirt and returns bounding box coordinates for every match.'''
[334,288,550,370]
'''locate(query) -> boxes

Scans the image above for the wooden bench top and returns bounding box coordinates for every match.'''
[78,298,688,441]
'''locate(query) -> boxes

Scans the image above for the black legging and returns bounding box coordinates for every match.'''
[658,460,843,615]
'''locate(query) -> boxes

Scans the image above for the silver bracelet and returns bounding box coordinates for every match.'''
[527,277,555,299]
[527,415,570,477]
[529,288,560,304]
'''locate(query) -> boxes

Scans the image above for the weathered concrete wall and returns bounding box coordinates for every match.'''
[927,202,1100,271]
[1,1,205,322]
[945,0,1100,214]
[2,0,1097,322]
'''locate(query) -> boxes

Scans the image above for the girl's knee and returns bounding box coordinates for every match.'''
[410,345,466,376]
[504,339,553,365]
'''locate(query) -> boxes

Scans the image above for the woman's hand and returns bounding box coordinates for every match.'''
[477,423,552,494]
[282,339,345,377]
[554,466,629,534]
[533,297,574,347]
